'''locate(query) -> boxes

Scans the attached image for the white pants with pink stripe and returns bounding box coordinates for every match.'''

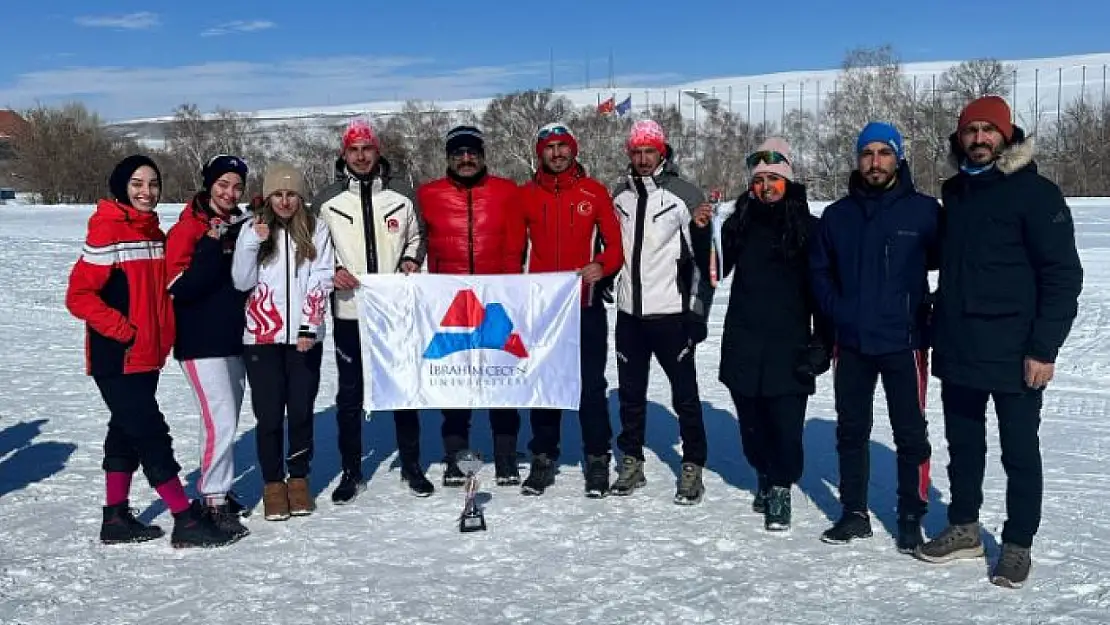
[181,356,246,502]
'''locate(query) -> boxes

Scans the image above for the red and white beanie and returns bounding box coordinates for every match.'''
[627,120,667,154]
[342,117,379,151]
[535,122,579,159]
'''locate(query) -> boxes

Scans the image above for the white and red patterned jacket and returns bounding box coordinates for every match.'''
[231,216,334,346]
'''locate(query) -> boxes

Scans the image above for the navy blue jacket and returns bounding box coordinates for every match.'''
[809,161,940,356]
[165,196,249,361]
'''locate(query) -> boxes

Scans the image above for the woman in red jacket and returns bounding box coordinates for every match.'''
[65,155,238,549]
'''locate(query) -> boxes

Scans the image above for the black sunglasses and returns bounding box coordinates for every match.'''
[746,150,790,169]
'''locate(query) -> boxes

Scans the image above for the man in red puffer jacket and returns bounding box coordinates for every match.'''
[416,125,525,489]
[507,122,623,498]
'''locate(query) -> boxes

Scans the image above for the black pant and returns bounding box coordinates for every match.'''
[730,391,807,487]
[529,305,612,460]
[442,409,520,460]
[942,381,1043,548]
[94,371,181,487]
[244,344,323,483]
[615,312,707,466]
[834,346,932,518]
[333,317,421,471]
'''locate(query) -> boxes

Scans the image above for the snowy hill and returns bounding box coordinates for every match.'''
[110,51,1110,146]
[0,200,1108,624]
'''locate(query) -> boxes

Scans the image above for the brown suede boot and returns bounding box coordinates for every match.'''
[263,482,290,521]
[287,478,314,516]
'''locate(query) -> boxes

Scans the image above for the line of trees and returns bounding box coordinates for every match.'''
[7,46,1110,204]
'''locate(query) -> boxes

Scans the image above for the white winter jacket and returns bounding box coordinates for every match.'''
[611,161,713,321]
[314,158,426,320]
[231,218,335,346]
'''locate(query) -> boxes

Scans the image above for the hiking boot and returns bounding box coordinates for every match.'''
[752,473,770,514]
[207,502,250,539]
[100,501,164,545]
[494,455,521,486]
[821,511,873,544]
[914,522,984,563]
[443,458,466,487]
[263,482,290,521]
[400,461,434,497]
[171,500,240,548]
[765,486,791,531]
[584,454,610,498]
[225,492,249,517]
[991,543,1032,589]
[287,477,314,516]
[896,515,924,554]
[674,462,705,505]
[521,454,556,495]
[331,470,365,505]
[610,456,646,496]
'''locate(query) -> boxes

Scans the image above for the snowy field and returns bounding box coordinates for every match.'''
[1,201,1108,624]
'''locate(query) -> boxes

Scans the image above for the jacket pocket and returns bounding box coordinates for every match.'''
[329,207,354,224]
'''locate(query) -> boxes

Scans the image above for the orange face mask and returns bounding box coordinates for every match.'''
[752,177,786,202]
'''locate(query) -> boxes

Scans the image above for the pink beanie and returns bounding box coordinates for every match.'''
[749,137,794,181]
[342,118,379,151]
[627,120,667,154]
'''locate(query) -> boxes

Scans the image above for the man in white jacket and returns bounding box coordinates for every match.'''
[609,120,715,505]
[313,118,429,502]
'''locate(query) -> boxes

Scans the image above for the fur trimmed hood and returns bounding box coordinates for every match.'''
[947,125,1036,175]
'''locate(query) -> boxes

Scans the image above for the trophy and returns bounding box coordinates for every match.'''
[456,449,487,533]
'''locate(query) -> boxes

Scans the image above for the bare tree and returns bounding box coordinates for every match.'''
[939,59,1015,108]
[379,101,457,186]
[481,90,573,180]
[567,106,633,186]
[10,103,139,204]
[164,104,269,196]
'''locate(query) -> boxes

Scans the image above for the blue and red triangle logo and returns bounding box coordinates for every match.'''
[423,290,529,359]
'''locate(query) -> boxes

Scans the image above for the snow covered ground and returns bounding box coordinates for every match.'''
[1,201,1108,624]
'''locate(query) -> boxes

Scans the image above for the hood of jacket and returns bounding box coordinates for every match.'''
[947,124,1036,176]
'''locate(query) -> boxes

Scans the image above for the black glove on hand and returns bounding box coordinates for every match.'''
[685,319,708,346]
[795,343,831,380]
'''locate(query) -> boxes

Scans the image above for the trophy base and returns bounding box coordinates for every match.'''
[460,510,487,533]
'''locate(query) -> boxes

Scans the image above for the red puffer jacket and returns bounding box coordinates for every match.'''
[417,173,523,274]
[509,164,623,306]
[66,200,175,376]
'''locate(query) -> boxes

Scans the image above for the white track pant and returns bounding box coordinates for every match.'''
[181,356,246,501]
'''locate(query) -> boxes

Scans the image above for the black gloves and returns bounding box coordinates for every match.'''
[795,342,831,381]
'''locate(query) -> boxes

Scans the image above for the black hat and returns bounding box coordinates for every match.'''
[445,125,484,155]
[201,154,249,190]
[109,154,161,206]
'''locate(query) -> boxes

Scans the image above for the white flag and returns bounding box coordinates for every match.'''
[355,272,582,411]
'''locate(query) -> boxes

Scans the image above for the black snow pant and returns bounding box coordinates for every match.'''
[833,346,932,519]
[729,391,807,487]
[615,312,708,466]
[94,371,181,488]
[942,381,1044,548]
[441,408,521,461]
[334,317,421,471]
[528,305,612,460]
[244,343,323,483]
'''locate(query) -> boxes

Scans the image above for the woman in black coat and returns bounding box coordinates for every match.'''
[717,138,832,531]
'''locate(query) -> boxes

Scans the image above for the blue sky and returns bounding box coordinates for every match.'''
[1,0,1107,121]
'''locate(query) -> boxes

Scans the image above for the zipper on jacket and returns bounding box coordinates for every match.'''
[884,240,891,279]
[467,188,475,273]
[284,229,292,344]
[360,180,378,274]
[631,178,649,317]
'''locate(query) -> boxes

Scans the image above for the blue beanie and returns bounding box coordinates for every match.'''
[856,122,904,160]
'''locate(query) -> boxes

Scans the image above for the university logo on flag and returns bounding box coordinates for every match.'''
[355,273,582,411]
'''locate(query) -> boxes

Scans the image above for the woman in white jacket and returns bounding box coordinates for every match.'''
[232,162,334,521]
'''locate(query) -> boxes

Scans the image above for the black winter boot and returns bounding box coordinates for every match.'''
[170,500,241,549]
[100,501,164,545]
[521,454,556,495]
[401,461,435,497]
[584,454,610,498]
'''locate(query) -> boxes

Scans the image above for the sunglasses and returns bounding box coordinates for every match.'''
[746,150,790,169]
[449,147,483,158]
[537,125,572,141]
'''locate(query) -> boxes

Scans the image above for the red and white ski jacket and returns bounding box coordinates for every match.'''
[231,217,335,346]
[65,200,175,376]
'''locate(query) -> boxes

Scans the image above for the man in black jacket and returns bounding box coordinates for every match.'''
[810,122,939,553]
[913,96,1083,589]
